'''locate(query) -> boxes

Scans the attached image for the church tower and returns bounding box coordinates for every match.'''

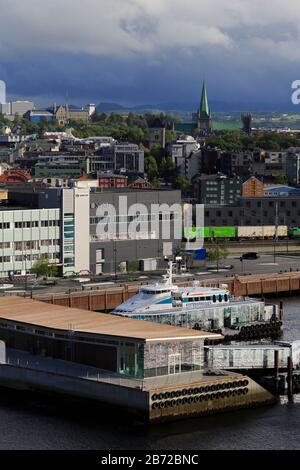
[197,81,212,132]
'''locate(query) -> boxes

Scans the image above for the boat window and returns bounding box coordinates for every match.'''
[219,294,223,302]
[206,296,211,301]
[224,294,228,302]
[188,298,194,303]
[213,295,217,303]
[172,295,180,300]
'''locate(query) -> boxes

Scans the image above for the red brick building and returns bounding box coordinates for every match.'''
[242,176,264,197]
[0,170,31,184]
[98,174,128,189]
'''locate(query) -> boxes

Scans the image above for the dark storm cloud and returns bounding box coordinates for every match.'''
[0,0,300,108]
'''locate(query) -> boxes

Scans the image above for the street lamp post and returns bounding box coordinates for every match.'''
[114,240,117,280]
[24,253,28,292]
[274,201,279,265]
[240,256,244,273]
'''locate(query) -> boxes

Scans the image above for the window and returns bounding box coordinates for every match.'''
[15,221,39,229]
[0,223,10,230]
[0,256,11,263]
[0,242,10,249]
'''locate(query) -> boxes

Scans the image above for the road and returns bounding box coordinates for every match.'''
[2,253,300,297]
[187,253,300,280]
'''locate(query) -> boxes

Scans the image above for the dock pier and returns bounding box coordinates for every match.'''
[18,271,300,313]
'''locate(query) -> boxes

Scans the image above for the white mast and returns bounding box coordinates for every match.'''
[167,260,173,286]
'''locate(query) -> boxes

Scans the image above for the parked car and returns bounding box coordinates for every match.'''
[241,252,259,260]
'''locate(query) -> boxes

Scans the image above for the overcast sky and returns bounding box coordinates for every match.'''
[1,0,300,109]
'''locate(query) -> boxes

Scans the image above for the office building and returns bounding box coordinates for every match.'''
[170,136,200,179]
[193,174,242,205]
[7,186,182,276]
[204,196,300,228]
[286,148,300,186]
[0,205,60,277]
[89,188,182,274]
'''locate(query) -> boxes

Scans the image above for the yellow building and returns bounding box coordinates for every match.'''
[0,191,8,201]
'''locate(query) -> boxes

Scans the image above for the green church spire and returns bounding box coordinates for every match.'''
[199,80,210,117]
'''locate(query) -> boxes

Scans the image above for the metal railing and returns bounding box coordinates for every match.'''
[4,352,144,389]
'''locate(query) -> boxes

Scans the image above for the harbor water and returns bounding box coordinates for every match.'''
[0,296,300,450]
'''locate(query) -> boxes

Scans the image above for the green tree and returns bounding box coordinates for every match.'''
[31,256,58,278]
[145,155,158,181]
[274,174,287,184]
[207,241,229,273]
[159,157,176,184]
[149,144,167,165]
[173,174,191,193]
[127,260,140,273]
[152,177,161,188]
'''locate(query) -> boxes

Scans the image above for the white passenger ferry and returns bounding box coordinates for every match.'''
[112,263,278,332]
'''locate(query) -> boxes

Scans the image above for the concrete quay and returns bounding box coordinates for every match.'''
[0,348,275,424]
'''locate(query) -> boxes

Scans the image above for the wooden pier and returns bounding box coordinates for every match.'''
[29,271,300,312]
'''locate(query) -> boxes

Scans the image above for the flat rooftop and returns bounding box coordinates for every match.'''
[0,297,222,342]
[0,205,29,211]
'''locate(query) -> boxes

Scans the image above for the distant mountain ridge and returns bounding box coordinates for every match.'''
[97,101,298,114]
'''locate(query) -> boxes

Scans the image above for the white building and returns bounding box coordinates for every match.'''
[0,207,61,277]
[0,100,34,118]
[170,135,200,179]
[0,80,6,105]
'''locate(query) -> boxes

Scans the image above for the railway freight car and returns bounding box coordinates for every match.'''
[183,227,237,240]
[183,226,289,241]
[237,226,288,239]
[289,227,300,239]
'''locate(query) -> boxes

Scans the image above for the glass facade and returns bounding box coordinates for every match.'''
[63,213,75,268]
[119,341,144,378]
[118,340,204,379]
